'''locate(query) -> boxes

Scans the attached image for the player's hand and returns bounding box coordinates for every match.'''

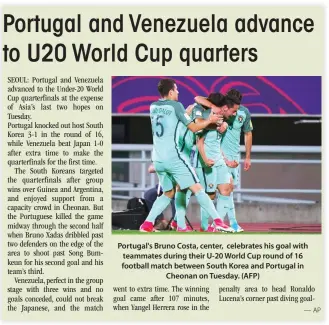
[205,159,215,167]
[224,158,239,168]
[185,104,195,115]
[148,164,155,173]
[244,158,251,171]
[209,113,221,124]
[217,122,228,134]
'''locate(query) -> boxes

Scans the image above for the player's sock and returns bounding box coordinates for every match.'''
[175,191,187,229]
[200,203,212,231]
[194,189,222,221]
[185,190,192,207]
[174,190,192,222]
[216,194,230,220]
[145,195,171,224]
[227,192,237,225]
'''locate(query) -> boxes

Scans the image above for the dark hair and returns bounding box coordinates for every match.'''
[157,79,176,97]
[206,92,226,107]
[226,89,242,105]
[224,98,236,108]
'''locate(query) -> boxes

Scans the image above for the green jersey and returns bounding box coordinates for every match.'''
[221,105,253,160]
[176,103,200,158]
[150,99,192,162]
[193,108,225,168]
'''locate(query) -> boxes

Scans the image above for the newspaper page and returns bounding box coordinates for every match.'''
[2,4,324,322]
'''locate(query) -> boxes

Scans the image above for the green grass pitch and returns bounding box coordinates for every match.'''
[112,230,317,235]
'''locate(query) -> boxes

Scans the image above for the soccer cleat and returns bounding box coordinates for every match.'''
[199,225,215,232]
[177,226,193,232]
[231,223,244,233]
[207,225,215,232]
[170,220,178,230]
[213,219,234,233]
[139,221,156,232]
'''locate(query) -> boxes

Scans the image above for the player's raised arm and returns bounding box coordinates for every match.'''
[173,101,220,133]
[194,96,217,110]
[194,95,224,130]
[185,104,195,116]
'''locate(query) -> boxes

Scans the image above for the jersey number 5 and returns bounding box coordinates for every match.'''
[152,116,164,137]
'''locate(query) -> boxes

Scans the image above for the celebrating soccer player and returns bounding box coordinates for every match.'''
[195,89,253,232]
[172,93,228,231]
[139,79,233,233]
[220,89,253,231]
[192,94,238,231]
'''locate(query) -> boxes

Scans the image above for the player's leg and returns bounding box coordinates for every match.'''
[171,156,233,233]
[174,185,190,231]
[227,167,244,232]
[188,182,232,232]
[216,164,232,224]
[188,162,232,233]
[170,185,179,230]
[169,158,197,232]
[196,166,216,231]
[171,186,193,230]
[140,162,175,232]
[172,149,195,229]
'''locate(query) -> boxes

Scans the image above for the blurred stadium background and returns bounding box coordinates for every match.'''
[111,76,321,232]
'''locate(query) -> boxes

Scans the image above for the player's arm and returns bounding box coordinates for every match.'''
[189,114,220,133]
[194,103,223,131]
[244,132,252,170]
[242,111,253,171]
[196,119,223,131]
[174,102,220,133]
[194,96,217,110]
[221,148,239,168]
[185,104,195,116]
[196,134,214,167]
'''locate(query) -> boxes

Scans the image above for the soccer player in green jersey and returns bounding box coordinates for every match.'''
[139,79,233,233]
[193,94,238,231]
[194,89,253,232]
[172,93,228,231]
[220,89,253,232]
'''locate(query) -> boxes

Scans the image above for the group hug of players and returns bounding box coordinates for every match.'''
[139,78,253,233]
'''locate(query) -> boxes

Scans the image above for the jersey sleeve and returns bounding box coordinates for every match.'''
[196,129,207,139]
[242,110,253,133]
[194,104,204,119]
[173,102,192,126]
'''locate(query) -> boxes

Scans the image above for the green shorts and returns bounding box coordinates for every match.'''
[196,164,231,193]
[154,157,199,192]
[225,155,240,186]
[227,165,240,186]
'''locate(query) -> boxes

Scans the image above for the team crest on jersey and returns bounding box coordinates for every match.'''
[238,115,243,123]
[209,184,214,188]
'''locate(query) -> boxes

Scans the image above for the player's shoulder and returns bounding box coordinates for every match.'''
[173,100,185,108]
[150,98,163,107]
[193,103,204,117]
[238,105,251,116]
[150,101,159,108]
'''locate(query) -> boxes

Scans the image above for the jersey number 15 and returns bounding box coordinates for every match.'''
[152,116,164,137]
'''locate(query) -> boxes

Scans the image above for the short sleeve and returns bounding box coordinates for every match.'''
[194,104,204,119]
[173,102,192,126]
[242,109,253,133]
[196,129,207,138]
